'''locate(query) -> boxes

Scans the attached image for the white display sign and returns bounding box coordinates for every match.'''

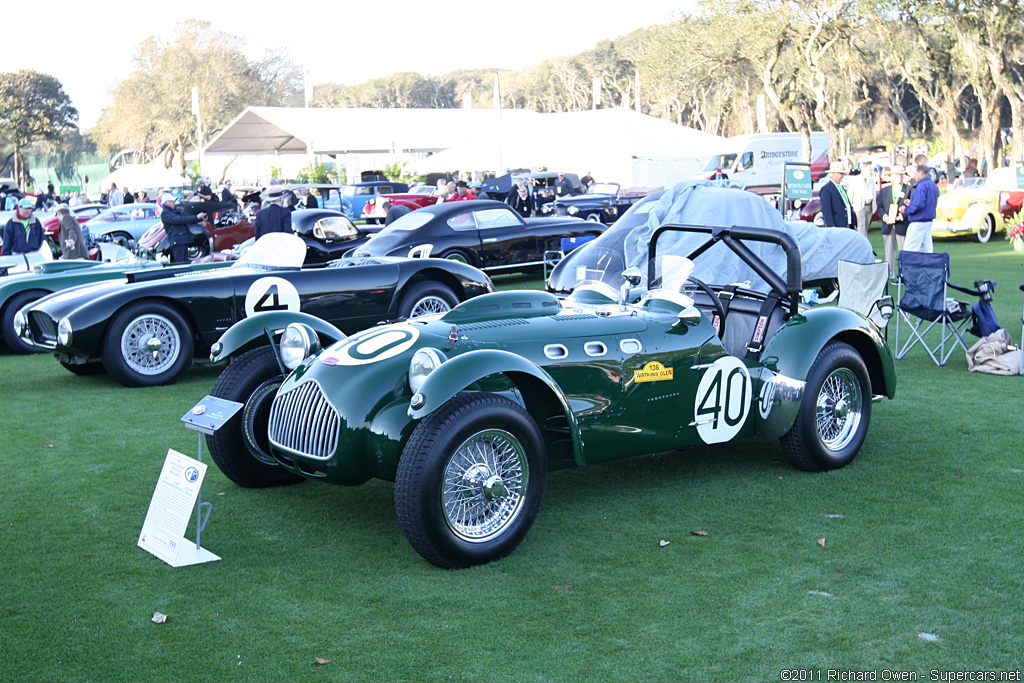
[138,449,220,567]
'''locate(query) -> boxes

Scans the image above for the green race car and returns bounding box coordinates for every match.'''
[205,222,896,569]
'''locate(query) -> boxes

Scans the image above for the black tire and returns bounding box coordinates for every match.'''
[780,341,871,472]
[186,241,211,261]
[585,213,602,223]
[439,249,470,265]
[59,361,106,376]
[206,346,303,488]
[395,393,547,568]
[398,280,459,319]
[101,301,194,387]
[977,215,994,243]
[1,290,46,354]
[110,230,133,246]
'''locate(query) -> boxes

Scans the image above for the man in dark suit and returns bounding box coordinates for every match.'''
[877,166,912,278]
[220,180,235,204]
[819,161,852,229]
[254,188,292,239]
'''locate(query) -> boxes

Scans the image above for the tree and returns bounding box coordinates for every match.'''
[94,20,302,175]
[0,70,78,188]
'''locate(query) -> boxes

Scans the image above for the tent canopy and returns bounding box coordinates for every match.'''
[203,106,540,156]
[407,109,726,183]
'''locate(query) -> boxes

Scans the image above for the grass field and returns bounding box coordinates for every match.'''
[2,234,1022,682]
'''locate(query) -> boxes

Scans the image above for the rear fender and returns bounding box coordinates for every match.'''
[409,349,585,466]
[959,203,1000,233]
[755,307,896,437]
[210,311,345,364]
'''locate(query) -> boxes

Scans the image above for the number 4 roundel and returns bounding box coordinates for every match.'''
[244,277,301,317]
[694,356,751,444]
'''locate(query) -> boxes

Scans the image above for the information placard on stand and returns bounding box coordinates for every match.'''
[138,449,220,567]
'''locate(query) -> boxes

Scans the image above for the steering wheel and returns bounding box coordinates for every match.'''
[681,276,727,337]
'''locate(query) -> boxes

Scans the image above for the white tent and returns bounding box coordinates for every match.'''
[407,108,725,186]
[100,164,186,191]
[203,106,540,156]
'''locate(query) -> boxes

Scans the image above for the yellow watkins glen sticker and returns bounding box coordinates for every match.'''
[634,361,674,383]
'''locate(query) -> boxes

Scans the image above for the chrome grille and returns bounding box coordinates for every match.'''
[29,312,58,348]
[268,380,340,461]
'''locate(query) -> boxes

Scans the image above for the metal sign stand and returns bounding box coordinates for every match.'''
[176,396,244,566]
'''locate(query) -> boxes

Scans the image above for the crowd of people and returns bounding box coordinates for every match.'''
[818,158,941,277]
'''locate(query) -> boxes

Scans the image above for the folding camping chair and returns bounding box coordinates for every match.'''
[837,260,893,333]
[894,251,981,366]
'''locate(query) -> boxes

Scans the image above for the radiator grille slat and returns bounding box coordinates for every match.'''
[268,380,339,461]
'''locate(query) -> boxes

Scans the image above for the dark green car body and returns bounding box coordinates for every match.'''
[209,223,896,568]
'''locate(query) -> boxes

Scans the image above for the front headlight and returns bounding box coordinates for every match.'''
[280,323,321,370]
[567,206,579,215]
[57,317,73,346]
[409,347,444,393]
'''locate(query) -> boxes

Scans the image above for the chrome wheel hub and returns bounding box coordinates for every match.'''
[120,314,180,375]
[442,429,527,542]
[815,368,862,451]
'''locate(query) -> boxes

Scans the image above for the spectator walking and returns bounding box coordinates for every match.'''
[55,204,87,259]
[159,192,206,263]
[254,188,292,239]
[121,186,135,205]
[301,187,318,209]
[220,180,235,204]
[509,185,534,218]
[554,172,575,197]
[819,162,852,229]
[505,176,527,204]
[902,165,938,253]
[877,166,912,278]
[849,165,877,238]
[194,178,214,201]
[2,197,45,256]
[446,181,474,202]
[107,183,124,207]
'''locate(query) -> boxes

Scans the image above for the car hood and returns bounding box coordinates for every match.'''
[553,194,614,207]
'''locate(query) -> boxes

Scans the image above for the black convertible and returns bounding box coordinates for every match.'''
[543,183,659,224]
[21,233,494,387]
[350,199,602,272]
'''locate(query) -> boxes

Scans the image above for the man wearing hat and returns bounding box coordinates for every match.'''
[55,204,87,259]
[819,162,853,229]
[446,181,474,202]
[555,172,575,198]
[2,197,45,256]
[877,166,912,277]
[159,192,207,263]
[254,187,292,240]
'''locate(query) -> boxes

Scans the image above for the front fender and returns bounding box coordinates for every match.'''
[210,311,346,364]
[410,349,586,467]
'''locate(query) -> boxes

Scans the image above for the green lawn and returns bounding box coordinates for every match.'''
[2,234,1022,682]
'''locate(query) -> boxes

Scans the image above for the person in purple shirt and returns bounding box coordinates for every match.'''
[902,164,938,253]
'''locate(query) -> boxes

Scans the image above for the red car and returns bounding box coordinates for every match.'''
[41,203,106,239]
[361,185,439,224]
[135,202,254,261]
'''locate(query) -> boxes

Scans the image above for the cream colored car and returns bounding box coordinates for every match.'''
[934,167,1023,243]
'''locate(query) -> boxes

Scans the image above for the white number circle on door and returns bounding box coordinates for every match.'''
[694,356,751,444]
[244,277,301,317]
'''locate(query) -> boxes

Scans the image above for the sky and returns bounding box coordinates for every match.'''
[4,0,696,130]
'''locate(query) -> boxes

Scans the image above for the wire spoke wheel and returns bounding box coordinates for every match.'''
[814,367,862,451]
[120,313,181,375]
[410,295,452,317]
[441,429,527,542]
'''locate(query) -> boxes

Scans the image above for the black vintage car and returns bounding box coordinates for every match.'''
[543,183,659,224]
[476,172,582,211]
[21,233,494,387]
[350,199,602,272]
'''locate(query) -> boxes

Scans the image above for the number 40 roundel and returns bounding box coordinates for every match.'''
[244,277,301,318]
[694,356,752,444]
